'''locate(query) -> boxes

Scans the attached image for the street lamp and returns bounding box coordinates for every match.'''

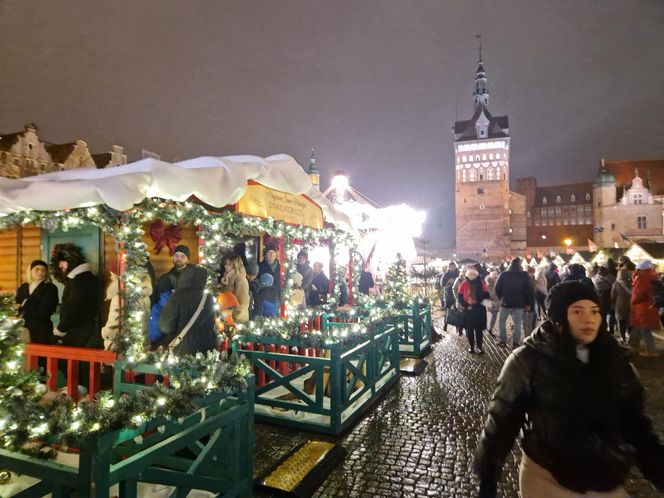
[563,238,572,247]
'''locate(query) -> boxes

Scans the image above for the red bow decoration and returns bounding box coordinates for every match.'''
[150,220,182,255]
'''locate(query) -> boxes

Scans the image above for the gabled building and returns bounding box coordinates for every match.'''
[593,159,663,246]
[0,123,126,179]
[453,48,525,261]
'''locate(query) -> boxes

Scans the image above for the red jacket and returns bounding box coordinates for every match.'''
[629,268,661,330]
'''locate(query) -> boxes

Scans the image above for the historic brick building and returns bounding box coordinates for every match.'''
[0,123,126,178]
[453,52,525,261]
[515,177,594,253]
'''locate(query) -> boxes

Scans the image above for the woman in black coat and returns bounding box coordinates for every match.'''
[474,281,664,497]
[16,260,59,344]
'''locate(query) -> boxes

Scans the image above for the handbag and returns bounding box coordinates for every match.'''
[446,307,465,328]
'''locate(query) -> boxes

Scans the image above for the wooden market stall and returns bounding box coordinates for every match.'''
[0,153,353,497]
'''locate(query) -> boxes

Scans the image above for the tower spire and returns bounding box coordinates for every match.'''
[473,35,489,108]
[307,147,320,189]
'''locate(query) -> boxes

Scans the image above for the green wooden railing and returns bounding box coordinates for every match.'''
[394,303,432,357]
[233,319,400,434]
[0,363,254,498]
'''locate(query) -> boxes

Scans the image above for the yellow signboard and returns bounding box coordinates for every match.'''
[236,183,324,229]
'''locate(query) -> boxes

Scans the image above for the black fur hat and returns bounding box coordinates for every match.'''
[50,243,86,282]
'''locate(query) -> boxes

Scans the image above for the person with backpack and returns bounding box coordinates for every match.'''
[629,260,662,355]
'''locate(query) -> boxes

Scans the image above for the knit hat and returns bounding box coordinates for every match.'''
[173,244,190,258]
[258,273,274,288]
[297,250,308,260]
[546,281,600,324]
[246,262,259,276]
[510,257,522,270]
[466,268,478,280]
[636,260,654,270]
[30,260,48,270]
[265,242,278,253]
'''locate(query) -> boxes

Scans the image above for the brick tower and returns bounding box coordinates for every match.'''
[453,45,511,261]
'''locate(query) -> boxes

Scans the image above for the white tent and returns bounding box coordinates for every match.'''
[0,154,351,229]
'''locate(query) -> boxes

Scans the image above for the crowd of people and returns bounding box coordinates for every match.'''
[436,255,663,356]
[15,241,347,359]
[436,256,664,496]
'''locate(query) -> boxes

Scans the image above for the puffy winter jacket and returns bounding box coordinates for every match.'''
[474,321,664,494]
[630,268,661,330]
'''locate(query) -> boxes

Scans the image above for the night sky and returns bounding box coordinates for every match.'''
[2,0,663,249]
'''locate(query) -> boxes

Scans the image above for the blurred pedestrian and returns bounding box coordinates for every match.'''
[629,260,661,355]
[457,268,490,354]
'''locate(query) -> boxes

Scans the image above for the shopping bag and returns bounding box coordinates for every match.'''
[446,308,465,328]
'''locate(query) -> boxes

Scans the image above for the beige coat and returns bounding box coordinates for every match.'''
[221,269,250,323]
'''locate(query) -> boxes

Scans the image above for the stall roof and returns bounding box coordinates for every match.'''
[0,154,351,230]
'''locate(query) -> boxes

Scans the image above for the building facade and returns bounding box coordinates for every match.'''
[453,53,525,261]
[516,177,594,253]
[593,160,663,246]
[0,123,126,178]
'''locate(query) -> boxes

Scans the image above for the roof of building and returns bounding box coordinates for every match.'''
[44,143,76,163]
[533,182,593,206]
[91,153,111,169]
[635,242,664,259]
[0,132,22,152]
[593,166,616,186]
[603,159,664,195]
[453,103,509,141]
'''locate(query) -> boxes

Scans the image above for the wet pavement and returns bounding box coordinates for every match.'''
[253,310,664,497]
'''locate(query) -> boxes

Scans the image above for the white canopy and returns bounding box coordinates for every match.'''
[0,154,351,230]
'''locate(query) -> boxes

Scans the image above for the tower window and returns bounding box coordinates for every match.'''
[542,196,547,205]
[469,169,476,182]
[637,216,647,229]
[556,195,561,204]
[477,187,484,195]
[585,193,591,201]
[570,194,576,202]
[487,168,494,181]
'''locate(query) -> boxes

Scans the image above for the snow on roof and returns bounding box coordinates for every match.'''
[0,154,351,230]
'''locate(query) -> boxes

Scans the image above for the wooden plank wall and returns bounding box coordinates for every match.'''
[143,222,199,280]
[0,226,42,293]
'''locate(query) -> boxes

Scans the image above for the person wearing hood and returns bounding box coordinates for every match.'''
[295,250,314,302]
[628,260,661,355]
[495,257,534,347]
[16,260,59,345]
[562,263,594,289]
[258,242,282,316]
[474,281,664,498]
[51,244,100,348]
[158,265,218,356]
[611,263,633,342]
[457,268,490,354]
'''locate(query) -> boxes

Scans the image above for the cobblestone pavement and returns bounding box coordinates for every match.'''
[253,310,664,497]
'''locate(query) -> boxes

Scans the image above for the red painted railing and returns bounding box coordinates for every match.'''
[25,344,117,402]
